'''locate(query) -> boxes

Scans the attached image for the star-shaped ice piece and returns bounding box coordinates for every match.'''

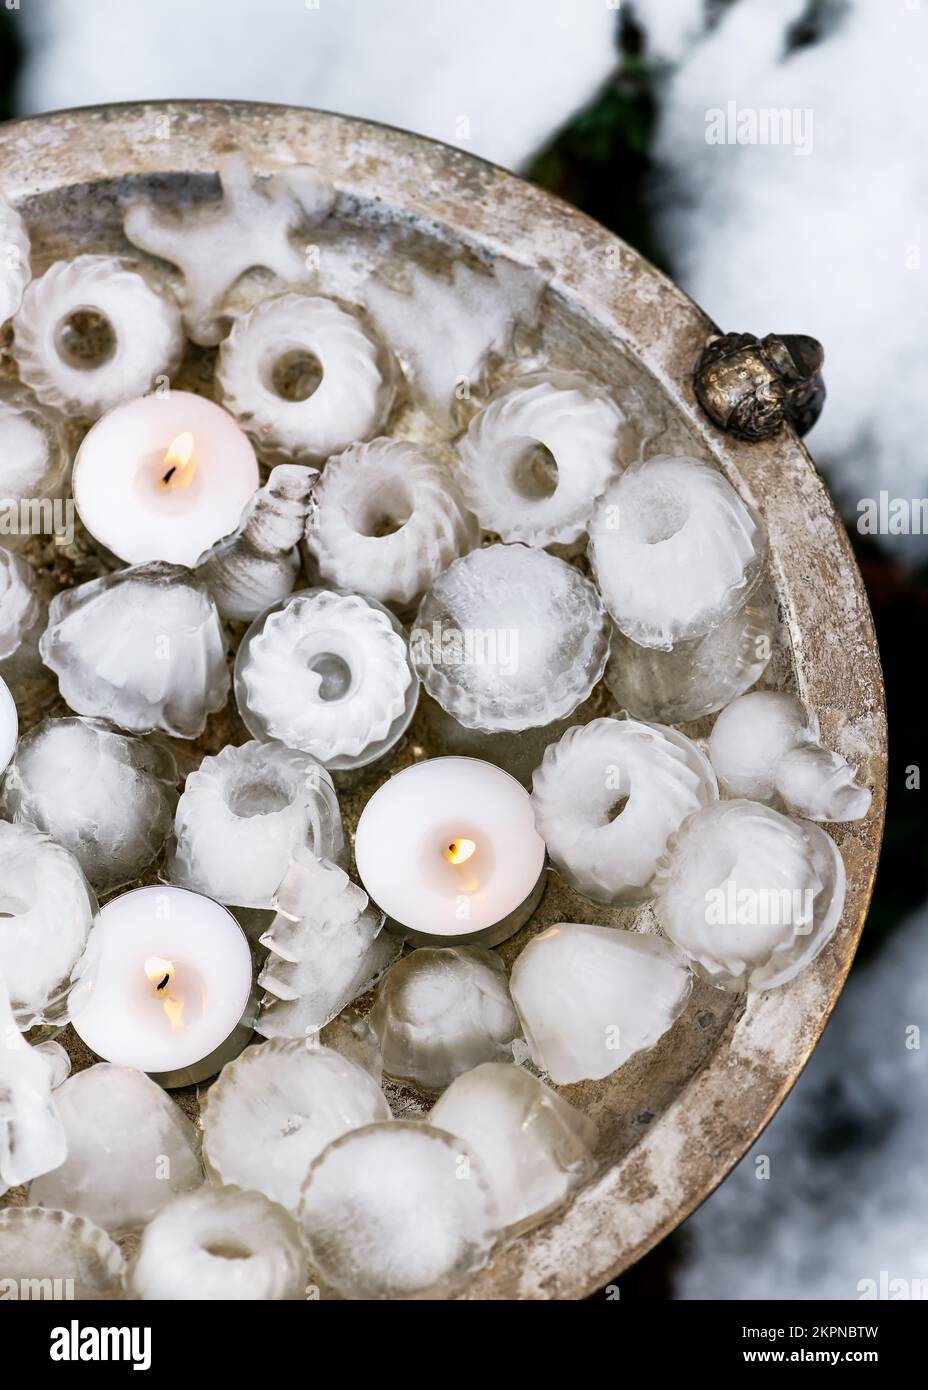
[124,150,335,345]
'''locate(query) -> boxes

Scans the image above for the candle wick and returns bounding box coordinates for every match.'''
[161,465,178,487]
[156,973,171,991]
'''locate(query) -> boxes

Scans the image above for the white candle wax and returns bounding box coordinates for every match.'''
[72,390,259,566]
[70,886,253,1086]
[354,756,546,945]
[0,673,17,774]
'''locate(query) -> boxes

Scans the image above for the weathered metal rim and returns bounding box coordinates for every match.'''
[0,101,888,1299]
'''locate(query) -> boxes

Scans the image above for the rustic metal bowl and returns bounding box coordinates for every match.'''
[0,102,886,1299]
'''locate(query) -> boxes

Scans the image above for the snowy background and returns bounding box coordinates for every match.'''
[2,0,925,1300]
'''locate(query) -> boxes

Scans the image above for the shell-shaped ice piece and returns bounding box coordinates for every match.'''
[12,255,184,420]
[0,977,67,1192]
[708,690,872,822]
[510,924,692,1084]
[235,588,417,769]
[128,1187,307,1301]
[457,372,624,545]
[652,799,846,991]
[606,583,776,725]
[195,463,318,621]
[30,1064,204,1233]
[531,716,718,906]
[0,821,97,1029]
[370,947,521,1092]
[256,848,400,1039]
[124,150,336,345]
[1,717,179,895]
[201,1039,390,1212]
[430,1062,598,1232]
[218,292,396,461]
[589,455,768,650]
[40,562,230,739]
[299,1121,498,1299]
[0,548,49,701]
[165,741,342,909]
[0,1207,125,1300]
[304,438,479,609]
[0,382,70,547]
[0,191,31,323]
[411,543,610,732]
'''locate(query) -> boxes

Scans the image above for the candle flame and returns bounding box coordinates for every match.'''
[144,956,175,991]
[159,432,196,490]
[446,838,477,865]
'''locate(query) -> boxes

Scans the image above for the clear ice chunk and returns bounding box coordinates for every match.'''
[708,690,872,822]
[30,1064,204,1233]
[165,740,343,909]
[0,191,31,324]
[235,588,417,769]
[531,716,718,905]
[34,1039,71,1089]
[127,1186,307,1301]
[605,583,776,725]
[196,463,318,622]
[298,1121,498,1298]
[589,455,768,650]
[0,382,70,544]
[40,562,230,739]
[317,1010,384,1083]
[370,946,521,1092]
[509,923,693,1084]
[0,1207,125,1300]
[652,799,847,991]
[411,543,610,732]
[0,977,67,1193]
[256,848,400,1039]
[124,150,336,345]
[0,821,97,1029]
[304,438,479,610]
[0,547,50,704]
[201,1038,390,1211]
[430,1062,599,1232]
[456,371,624,545]
[1,716,179,894]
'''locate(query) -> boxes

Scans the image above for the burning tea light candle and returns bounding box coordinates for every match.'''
[72,390,259,566]
[69,885,254,1088]
[354,756,546,947]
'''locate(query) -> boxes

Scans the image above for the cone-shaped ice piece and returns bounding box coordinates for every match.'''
[431,1062,598,1231]
[0,1207,124,1300]
[299,1121,498,1298]
[652,798,846,991]
[708,691,871,822]
[127,1187,307,1301]
[510,923,693,1084]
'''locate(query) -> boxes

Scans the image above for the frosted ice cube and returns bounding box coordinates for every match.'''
[201,1039,390,1211]
[430,1062,598,1231]
[298,1121,498,1298]
[0,547,49,704]
[456,371,624,545]
[708,690,872,822]
[652,799,847,991]
[411,543,610,732]
[1,717,179,894]
[235,588,417,769]
[0,1207,124,1300]
[40,562,230,739]
[531,716,718,905]
[165,741,343,909]
[363,256,547,426]
[0,382,70,545]
[304,438,479,609]
[605,583,776,725]
[370,946,521,1092]
[0,977,67,1192]
[256,848,400,1039]
[196,463,318,622]
[128,1187,307,1301]
[589,455,767,650]
[30,1063,204,1233]
[0,821,97,1029]
[0,191,31,324]
[509,923,693,1084]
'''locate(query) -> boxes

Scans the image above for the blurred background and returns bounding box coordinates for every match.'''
[2,0,924,1300]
